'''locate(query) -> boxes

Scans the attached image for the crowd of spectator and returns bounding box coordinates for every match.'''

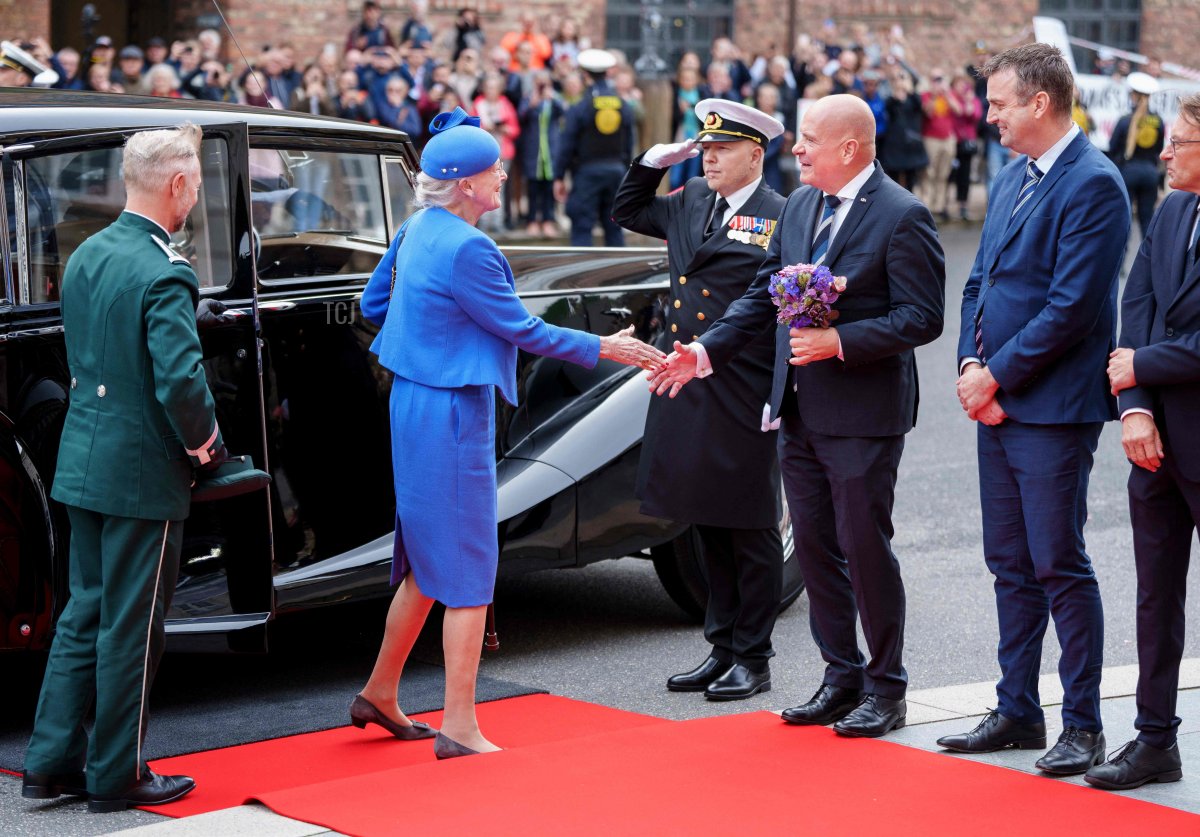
[7,7,1165,234]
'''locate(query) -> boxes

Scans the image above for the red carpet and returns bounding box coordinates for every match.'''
[248,711,1200,837]
[146,694,665,817]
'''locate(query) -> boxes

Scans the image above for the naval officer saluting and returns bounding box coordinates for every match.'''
[22,124,225,812]
[612,100,787,700]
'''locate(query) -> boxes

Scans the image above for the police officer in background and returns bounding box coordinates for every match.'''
[612,100,787,700]
[554,48,634,247]
[22,124,225,812]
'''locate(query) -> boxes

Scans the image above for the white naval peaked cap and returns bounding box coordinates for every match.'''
[577,48,617,74]
[1126,71,1159,96]
[694,98,784,145]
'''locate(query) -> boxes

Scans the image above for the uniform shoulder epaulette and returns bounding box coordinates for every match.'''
[150,234,191,266]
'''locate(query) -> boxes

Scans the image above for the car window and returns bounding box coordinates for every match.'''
[383,156,416,235]
[19,137,234,302]
[250,148,388,282]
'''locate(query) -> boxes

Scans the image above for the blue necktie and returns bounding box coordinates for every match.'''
[1011,161,1043,218]
[811,195,842,265]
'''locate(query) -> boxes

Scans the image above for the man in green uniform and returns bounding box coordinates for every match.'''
[22,123,226,812]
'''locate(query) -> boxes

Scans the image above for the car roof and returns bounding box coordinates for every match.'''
[0,87,412,143]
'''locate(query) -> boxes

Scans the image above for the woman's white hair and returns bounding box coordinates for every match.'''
[123,122,202,195]
[413,171,463,209]
[146,62,181,93]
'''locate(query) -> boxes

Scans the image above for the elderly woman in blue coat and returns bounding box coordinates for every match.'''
[351,109,664,759]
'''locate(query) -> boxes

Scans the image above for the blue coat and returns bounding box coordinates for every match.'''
[361,206,600,405]
[958,131,1129,424]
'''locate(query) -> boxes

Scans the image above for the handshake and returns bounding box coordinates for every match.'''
[599,326,667,372]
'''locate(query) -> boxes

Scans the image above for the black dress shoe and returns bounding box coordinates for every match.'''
[667,655,731,692]
[350,694,438,740]
[704,663,771,701]
[22,769,87,800]
[1035,727,1105,775]
[1085,740,1183,791]
[88,770,195,813]
[781,684,864,726]
[936,710,1047,753]
[834,695,906,738]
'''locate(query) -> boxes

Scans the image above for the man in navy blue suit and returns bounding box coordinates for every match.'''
[1085,94,1200,792]
[940,43,1130,776]
[648,94,945,738]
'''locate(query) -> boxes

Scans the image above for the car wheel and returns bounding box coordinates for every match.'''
[651,499,804,622]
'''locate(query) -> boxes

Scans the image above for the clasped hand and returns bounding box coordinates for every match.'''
[1107,348,1136,395]
[956,363,1006,425]
[599,325,667,372]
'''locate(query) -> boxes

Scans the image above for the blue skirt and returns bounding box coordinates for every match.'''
[389,376,498,607]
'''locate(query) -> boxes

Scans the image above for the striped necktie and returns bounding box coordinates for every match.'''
[811,195,842,265]
[1011,161,1043,218]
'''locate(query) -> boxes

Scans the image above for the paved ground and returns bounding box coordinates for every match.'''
[3,220,1198,834]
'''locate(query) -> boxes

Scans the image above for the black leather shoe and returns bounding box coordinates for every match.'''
[667,655,731,692]
[88,771,195,813]
[22,769,87,800]
[704,663,771,701]
[936,710,1047,753]
[834,694,906,738]
[1085,740,1183,790]
[781,684,864,726]
[1035,727,1105,775]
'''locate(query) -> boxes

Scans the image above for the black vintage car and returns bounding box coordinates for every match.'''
[0,89,802,653]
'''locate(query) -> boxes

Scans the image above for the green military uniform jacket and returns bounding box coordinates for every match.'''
[51,211,223,521]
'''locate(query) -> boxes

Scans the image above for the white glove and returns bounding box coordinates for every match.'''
[641,138,700,169]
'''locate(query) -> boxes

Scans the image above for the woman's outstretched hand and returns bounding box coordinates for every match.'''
[599,325,667,372]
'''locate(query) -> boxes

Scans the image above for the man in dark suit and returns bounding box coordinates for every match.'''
[943,43,1130,776]
[649,94,945,736]
[613,100,787,700]
[1085,94,1200,791]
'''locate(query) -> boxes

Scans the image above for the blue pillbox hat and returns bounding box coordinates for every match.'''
[419,107,500,180]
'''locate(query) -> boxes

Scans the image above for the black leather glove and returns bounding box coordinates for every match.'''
[196,298,233,329]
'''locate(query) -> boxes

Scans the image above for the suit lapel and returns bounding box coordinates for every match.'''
[794,188,821,263]
[825,164,882,267]
[1169,194,1200,313]
[991,133,1089,268]
[688,187,716,258]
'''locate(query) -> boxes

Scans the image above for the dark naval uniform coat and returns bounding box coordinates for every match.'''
[612,160,785,668]
[24,211,224,797]
[613,161,784,529]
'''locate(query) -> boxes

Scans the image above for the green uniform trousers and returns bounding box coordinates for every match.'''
[25,507,182,796]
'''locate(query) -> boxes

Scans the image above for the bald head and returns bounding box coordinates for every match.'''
[805,95,876,158]
[795,94,877,194]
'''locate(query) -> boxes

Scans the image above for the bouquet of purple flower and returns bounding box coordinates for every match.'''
[768,263,848,329]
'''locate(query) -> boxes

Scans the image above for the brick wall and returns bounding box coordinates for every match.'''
[1141,0,1200,70]
[734,0,1038,79]
[1,0,52,42]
